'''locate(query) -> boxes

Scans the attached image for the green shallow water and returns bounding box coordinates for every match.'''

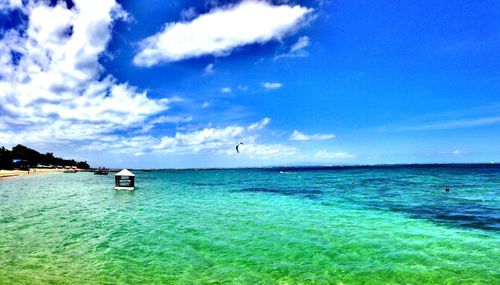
[0,165,499,284]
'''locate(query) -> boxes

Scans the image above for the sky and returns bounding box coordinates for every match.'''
[0,0,499,168]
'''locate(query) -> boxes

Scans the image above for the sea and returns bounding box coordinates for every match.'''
[0,164,498,284]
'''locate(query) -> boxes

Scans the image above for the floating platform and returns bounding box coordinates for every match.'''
[114,186,135,191]
[115,169,135,191]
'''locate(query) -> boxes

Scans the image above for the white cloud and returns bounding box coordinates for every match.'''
[235,143,297,157]
[150,115,193,124]
[376,116,500,132]
[406,116,500,131]
[452,150,461,154]
[248,117,271,130]
[237,84,249,91]
[290,130,335,141]
[274,35,310,59]
[290,35,310,52]
[221,87,232,93]
[180,7,197,21]
[314,151,355,159]
[263,82,283,90]
[203,63,215,75]
[0,0,169,146]
[133,1,313,66]
[84,118,297,158]
[0,0,23,11]
[202,101,211,108]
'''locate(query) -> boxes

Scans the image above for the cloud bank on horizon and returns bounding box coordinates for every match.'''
[83,117,297,158]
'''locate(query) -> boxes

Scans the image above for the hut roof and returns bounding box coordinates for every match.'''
[116,169,135,176]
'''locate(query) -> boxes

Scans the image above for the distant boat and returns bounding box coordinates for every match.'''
[94,169,109,175]
[64,169,77,173]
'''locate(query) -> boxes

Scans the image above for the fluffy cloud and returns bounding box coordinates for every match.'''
[274,35,310,60]
[290,130,335,141]
[396,116,500,131]
[133,1,313,66]
[263,82,283,90]
[0,0,23,10]
[221,87,232,93]
[237,85,249,91]
[150,115,193,124]
[180,7,197,21]
[248,117,270,130]
[314,151,355,159]
[236,143,297,157]
[138,114,193,134]
[84,118,297,158]
[290,35,310,53]
[203,63,215,75]
[0,0,169,145]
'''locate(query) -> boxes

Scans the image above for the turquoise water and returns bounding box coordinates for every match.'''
[0,165,499,284]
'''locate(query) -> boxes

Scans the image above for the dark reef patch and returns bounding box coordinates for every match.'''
[387,203,500,232]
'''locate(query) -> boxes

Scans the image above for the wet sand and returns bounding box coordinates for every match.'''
[0,168,69,179]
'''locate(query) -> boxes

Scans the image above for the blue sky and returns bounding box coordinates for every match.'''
[0,0,499,168]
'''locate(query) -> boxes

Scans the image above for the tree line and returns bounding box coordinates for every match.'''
[0,144,90,170]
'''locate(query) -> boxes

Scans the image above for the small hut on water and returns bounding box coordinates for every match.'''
[115,169,135,190]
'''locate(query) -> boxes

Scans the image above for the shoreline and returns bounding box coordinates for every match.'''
[0,168,80,180]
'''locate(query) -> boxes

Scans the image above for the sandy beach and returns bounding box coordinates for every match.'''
[0,168,70,179]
